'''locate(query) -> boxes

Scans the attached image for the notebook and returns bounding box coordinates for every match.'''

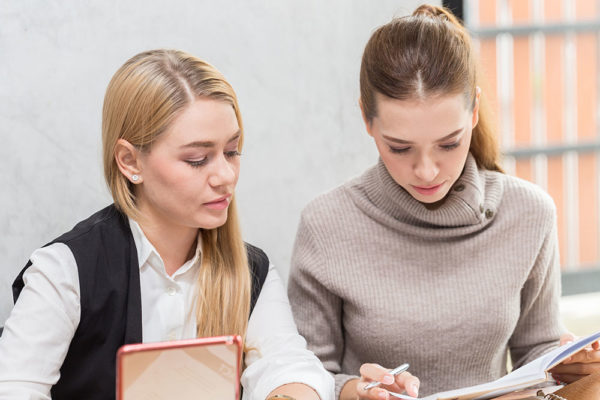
[116,335,242,400]
[391,330,600,400]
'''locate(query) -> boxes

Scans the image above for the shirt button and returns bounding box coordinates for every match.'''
[167,287,177,296]
[454,183,465,192]
[485,209,494,219]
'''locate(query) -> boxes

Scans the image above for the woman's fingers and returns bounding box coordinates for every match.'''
[358,364,394,400]
[395,371,420,397]
[357,364,420,399]
[551,359,600,376]
[357,380,392,400]
[560,347,600,365]
[560,332,576,346]
[360,363,395,385]
[552,373,587,384]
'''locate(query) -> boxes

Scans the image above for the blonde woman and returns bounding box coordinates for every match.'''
[0,49,333,400]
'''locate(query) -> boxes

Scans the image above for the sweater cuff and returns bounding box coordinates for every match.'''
[334,373,359,399]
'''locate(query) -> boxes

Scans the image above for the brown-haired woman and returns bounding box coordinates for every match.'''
[288,5,599,400]
[0,49,334,400]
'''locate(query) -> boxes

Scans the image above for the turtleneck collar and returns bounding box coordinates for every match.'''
[347,153,504,235]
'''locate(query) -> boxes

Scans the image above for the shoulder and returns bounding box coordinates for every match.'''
[54,205,127,244]
[14,242,80,306]
[300,181,358,229]
[499,173,556,214]
[244,243,271,314]
[495,172,557,231]
[245,243,269,272]
[27,242,79,283]
[245,242,270,283]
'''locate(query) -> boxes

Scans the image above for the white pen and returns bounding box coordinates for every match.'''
[363,363,410,391]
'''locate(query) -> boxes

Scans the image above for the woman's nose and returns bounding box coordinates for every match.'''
[208,154,237,188]
[414,155,439,183]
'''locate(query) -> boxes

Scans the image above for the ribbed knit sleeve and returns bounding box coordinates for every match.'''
[288,212,357,398]
[508,199,564,368]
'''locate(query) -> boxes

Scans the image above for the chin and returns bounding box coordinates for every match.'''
[195,214,229,230]
[416,196,443,204]
[411,191,448,204]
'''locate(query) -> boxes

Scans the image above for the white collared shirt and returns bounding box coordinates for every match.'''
[0,219,334,400]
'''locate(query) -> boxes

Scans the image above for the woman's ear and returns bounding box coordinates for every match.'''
[359,98,374,137]
[471,86,481,128]
[114,139,143,184]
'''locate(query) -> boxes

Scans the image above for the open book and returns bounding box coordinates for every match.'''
[395,330,600,400]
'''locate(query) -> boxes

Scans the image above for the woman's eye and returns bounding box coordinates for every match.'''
[389,146,410,154]
[440,142,460,151]
[225,150,242,158]
[185,151,240,167]
[185,158,208,167]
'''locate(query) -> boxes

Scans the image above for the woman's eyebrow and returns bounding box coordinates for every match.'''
[227,131,241,143]
[180,141,214,148]
[435,128,464,142]
[179,131,241,148]
[382,127,464,144]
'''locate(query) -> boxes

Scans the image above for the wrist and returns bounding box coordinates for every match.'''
[266,382,320,400]
[339,378,360,400]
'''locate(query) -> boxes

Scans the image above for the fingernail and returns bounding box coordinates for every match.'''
[378,391,388,399]
[383,374,394,385]
[412,384,419,396]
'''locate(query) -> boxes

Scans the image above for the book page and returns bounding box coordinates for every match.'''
[420,375,545,400]
[547,330,600,368]
[419,330,600,400]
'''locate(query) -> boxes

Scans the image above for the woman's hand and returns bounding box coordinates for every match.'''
[549,333,600,383]
[341,363,420,400]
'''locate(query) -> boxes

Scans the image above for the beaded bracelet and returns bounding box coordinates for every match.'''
[544,394,567,400]
[535,390,567,400]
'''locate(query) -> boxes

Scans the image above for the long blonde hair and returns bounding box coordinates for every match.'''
[360,4,503,172]
[102,49,251,338]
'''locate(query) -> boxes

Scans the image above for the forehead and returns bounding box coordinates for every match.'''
[160,98,239,145]
[374,93,469,141]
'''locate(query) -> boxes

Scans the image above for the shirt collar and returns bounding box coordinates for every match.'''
[128,218,202,277]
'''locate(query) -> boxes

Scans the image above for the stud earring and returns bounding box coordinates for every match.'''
[131,174,140,182]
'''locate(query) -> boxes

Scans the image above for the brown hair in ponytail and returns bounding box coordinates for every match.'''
[360,4,502,172]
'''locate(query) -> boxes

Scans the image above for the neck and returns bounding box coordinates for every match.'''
[135,206,198,277]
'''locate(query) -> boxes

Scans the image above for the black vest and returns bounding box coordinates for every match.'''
[12,205,269,400]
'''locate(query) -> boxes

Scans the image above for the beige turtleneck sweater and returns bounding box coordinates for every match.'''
[288,154,564,398]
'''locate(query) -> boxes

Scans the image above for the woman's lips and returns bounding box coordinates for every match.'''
[203,195,231,210]
[412,183,444,196]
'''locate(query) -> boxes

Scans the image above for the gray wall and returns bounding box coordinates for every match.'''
[0,0,434,325]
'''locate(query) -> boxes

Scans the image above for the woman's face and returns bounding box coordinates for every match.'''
[135,98,241,230]
[364,91,479,204]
